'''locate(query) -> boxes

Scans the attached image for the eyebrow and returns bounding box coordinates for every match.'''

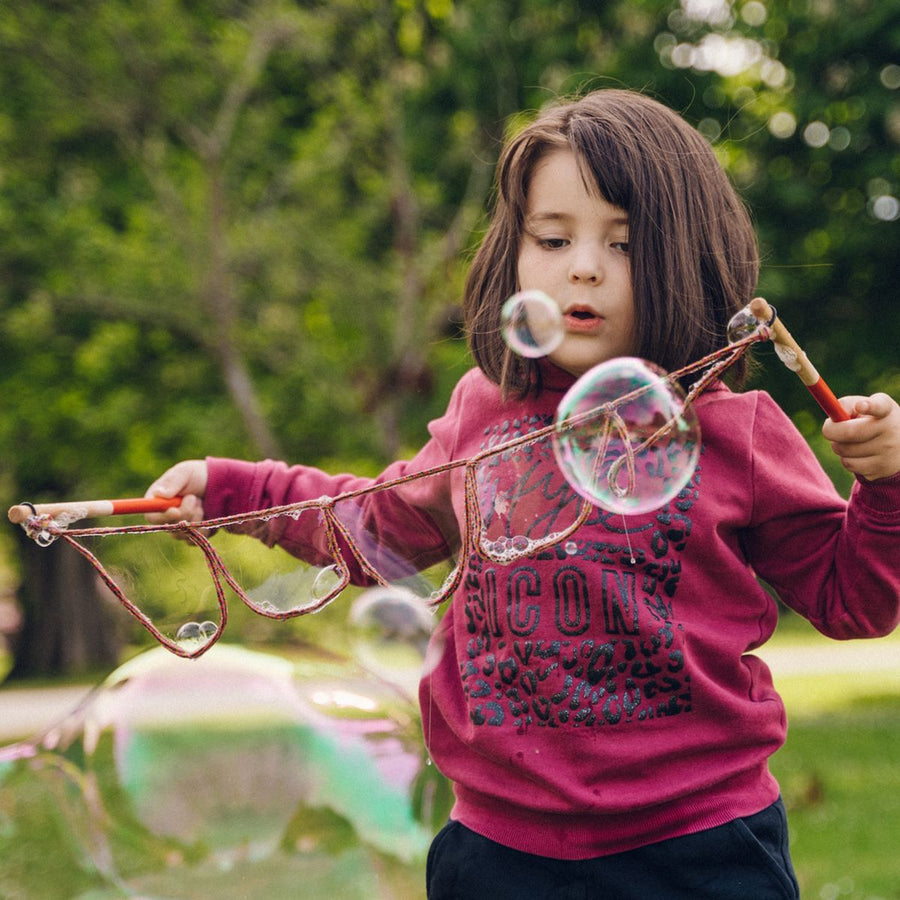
[524,211,629,226]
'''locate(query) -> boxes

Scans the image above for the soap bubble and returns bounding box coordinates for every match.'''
[349,586,444,690]
[727,304,765,344]
[0,644,450,898]
[500,290,564,358]
[552,357,700,515]
[175,619,218,648]
[349,586,435,657]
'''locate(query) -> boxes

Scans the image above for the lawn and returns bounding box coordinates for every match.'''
[764,616,900,899]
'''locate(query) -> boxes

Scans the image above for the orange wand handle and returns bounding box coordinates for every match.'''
[8,496,182,525]
[749,298,851,423]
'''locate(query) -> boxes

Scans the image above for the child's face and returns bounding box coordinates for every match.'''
[517,149,636,377]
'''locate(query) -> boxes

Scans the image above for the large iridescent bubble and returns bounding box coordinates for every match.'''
[0,644,451,898]
[552,357,700,515]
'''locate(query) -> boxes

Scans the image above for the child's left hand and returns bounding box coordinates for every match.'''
[823,392,900,481]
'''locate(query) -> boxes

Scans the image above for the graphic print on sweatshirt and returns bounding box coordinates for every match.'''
[463,415,697,730]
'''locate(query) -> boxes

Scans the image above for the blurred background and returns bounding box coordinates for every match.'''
[0,1,899,897]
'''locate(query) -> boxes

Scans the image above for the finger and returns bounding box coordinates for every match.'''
[822,400,881,442]
[838,452,898,482]
[831,440,874,461]
[145,469,189,501]
[829,426,898,456]
[838,455,873,479]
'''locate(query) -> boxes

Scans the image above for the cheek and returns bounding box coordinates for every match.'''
[516,249,557,294]
[515,247,534,282]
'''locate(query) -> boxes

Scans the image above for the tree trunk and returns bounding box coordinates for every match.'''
[7,530,123,679]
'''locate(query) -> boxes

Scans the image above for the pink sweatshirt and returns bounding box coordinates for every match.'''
[204,363,900,859]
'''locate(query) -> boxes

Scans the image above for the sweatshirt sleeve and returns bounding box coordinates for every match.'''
[744,393,900,639]
[201,372,471,572]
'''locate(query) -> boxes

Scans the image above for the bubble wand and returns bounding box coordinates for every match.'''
[746,297,850,423]
[3,293,851,659]
[7,496,182,526]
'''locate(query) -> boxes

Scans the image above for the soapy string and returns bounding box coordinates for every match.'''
[13,330,765,658]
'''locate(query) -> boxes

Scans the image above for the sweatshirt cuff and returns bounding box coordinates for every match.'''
[204,456,261,519]
[853,470,900,516]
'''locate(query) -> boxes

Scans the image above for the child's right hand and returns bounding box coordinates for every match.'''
[144,459,208,523]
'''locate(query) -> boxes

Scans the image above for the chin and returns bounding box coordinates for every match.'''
[550,353,619,378]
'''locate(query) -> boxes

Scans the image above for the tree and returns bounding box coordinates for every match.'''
[3,0,899,674]
[0,0,657,673]
[641,0,900,483]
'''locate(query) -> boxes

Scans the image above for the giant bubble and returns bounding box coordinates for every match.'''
[0,643,451,899]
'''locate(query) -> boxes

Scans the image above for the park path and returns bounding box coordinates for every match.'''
[756,634,900,677]
[0,684,94,742]
[0,636,898,744]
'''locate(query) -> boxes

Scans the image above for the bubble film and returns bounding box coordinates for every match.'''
[500,289,564,358]
[473,429,587,564]
[726,305,764,344]
[0,644,451,898]
[552,357,700,515]
[349,586,443,686]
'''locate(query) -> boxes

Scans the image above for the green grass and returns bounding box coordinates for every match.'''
[765,614,900,898]
[772,703,900,899]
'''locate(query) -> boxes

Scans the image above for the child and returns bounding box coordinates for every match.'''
[146,89,900,898]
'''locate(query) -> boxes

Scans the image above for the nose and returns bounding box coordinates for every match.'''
[568,242,604,284]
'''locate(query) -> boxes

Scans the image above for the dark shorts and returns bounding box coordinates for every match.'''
[426,798,800,899]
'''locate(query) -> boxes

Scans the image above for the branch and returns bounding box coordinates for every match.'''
[206,15,303,160]
[52,291,211,351]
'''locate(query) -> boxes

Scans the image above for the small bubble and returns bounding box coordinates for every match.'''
[312,564,342,600]
[176,622,201,642]
[501,290,564,358]
[175,620,218,647]
[727,305,764,344]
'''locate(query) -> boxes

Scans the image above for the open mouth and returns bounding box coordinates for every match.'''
[564,306,602,331]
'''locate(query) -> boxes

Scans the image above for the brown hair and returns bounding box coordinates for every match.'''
[464,89,759,396]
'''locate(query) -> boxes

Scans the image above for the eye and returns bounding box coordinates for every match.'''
[537,237,568,250]
[611,241,630,254]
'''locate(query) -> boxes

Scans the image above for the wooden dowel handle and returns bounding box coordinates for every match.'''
[749,298,820,386]
[749,298,850,422]
[8,496,182,525]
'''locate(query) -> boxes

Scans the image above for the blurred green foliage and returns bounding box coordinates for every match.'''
[1,0,899,670]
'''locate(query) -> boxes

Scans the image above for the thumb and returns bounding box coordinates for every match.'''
[144,460,208,525]
[145,460,208,501]
[849,392,893,419]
